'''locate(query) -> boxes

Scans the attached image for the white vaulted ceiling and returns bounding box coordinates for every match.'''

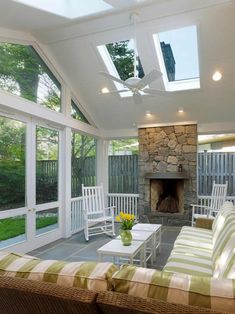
[0,0,234,133]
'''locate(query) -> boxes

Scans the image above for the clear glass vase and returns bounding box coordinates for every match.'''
[120,229,132,246]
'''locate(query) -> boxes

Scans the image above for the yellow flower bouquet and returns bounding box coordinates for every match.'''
[116,212,135,230]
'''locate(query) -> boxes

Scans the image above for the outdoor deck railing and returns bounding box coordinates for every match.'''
[71,193,139,234]
[108,193,139,217]
[71,193,235,234]
[71,196,84,234]
[197,195,235,206]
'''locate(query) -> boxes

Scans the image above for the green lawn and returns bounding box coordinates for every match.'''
[0,216,58,241]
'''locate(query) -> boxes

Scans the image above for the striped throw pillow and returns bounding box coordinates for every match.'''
[212,211,235,273]
[0,250,118,291]
[212,201,235,241]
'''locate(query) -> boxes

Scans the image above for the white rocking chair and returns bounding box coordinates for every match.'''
[191,181,228,226]
[82,184,115,241]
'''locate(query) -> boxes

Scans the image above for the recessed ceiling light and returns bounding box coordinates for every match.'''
[178,106,184,113]
[212,71,222,81]
[145,110,151,117]
[101,87,109,94]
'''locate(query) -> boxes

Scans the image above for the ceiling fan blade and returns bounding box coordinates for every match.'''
[143,88,166,96]
[136,69,163,89]
[100,71,132,88]
[100,89,128,95]
[133,93,142,104]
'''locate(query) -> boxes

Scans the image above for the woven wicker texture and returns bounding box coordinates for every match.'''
[0,276,98,314]
[96,290,228,314]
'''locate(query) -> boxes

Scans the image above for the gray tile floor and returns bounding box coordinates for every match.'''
[29,224,181,269]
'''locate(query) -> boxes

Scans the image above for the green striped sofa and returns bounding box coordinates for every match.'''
[112,203,235,313]
[163,202,235,278]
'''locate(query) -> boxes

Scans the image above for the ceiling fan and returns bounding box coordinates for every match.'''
[100,12,165,104]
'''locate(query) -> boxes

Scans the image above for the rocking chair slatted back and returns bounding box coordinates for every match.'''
[210,181,228,212]
[82,185,106,215]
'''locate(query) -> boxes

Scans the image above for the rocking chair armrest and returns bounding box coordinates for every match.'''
[104,206,115,216]
[191,204,213,218]
[190,204,210,209]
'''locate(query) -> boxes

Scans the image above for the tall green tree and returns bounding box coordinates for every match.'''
[109,139,139,155]
[0,43,60,110]
[0,43,40,102]
[71,133,96,197]
[106,40,144,81]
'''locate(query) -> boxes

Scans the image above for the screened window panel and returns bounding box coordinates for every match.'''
[0,42,61,111]
[71,132,97,197]
[0,116,26,210]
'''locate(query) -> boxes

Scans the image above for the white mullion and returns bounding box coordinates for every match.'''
[35,202,60,212]
[61,85,71,116]
[0,207,26,219]
[26,119,36,243]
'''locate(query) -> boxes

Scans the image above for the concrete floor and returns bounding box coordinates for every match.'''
[29,224,181,269]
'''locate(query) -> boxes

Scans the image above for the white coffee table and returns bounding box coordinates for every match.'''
[132,223,162,261]
[97,239,145,266]
[116,230,154,267]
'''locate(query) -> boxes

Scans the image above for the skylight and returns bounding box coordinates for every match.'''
[153,25,200,91]
[97,39,144,97]
[13,0,113,19]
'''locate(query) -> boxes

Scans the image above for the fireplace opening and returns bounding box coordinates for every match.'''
[150,179,184,213]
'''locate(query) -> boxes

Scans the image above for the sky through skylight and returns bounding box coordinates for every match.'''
[158,25,199,81]
[13,0,113,19]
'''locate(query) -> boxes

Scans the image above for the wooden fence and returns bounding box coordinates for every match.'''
[71,157,96,197]
[198,152,235,195]
[108,155,138,194]
[38,152,235,197]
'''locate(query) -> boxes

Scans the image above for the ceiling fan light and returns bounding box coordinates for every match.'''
[101,87,109,94]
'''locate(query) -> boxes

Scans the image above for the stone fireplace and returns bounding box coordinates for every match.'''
[138,124,197,218]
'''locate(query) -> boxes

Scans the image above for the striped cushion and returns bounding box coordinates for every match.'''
[169,245,212,260]
[212,202,235,239]
[112,264,235,312]
[174,227,213,251]
[181,226,213,237]
[0,250,118,291]
[163,253,213,277]
[212,211,235,278]
[213,233,235,279]
[212,211,235,263]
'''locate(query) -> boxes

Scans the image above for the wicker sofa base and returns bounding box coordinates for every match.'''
[0,276,226,314]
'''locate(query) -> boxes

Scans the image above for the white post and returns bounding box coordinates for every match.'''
[96,138,109,201]
[61,126,72,238]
